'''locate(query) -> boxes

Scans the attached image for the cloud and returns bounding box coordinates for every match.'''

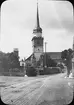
[1,0,74,58]
[1,0,73,31]
[45,17,74,33]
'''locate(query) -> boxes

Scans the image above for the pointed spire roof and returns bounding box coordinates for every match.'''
[33,1,42,34]
[36,2,40,28]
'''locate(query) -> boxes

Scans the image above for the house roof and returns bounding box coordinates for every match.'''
[25,54,32,61]
[25,52,61,62]
[25,53,35,61]
[45,52,61,59]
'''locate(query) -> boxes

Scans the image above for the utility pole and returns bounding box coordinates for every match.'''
[45,42,47,68]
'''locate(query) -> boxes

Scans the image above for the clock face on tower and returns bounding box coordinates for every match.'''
[34,47,43,53]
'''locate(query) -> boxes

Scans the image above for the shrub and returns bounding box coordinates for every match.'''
[57,63,64,70]
[26,66,37,76]
[39,70,44,75]
[44,67,61,75]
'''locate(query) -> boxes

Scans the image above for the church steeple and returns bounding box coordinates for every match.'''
[33,1,42,34]
[32,1,44,61]
[36,2,40,28]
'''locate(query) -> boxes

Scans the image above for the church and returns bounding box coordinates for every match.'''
[25,2,61,67]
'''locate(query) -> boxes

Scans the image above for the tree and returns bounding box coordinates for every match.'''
[61,48,73,76]
[26,66,37,76]
[8,52,20,69]
[0,51,20,74]
[0,52,10,72]
[47,58,57,67]
[25,61,37,76]
[61,48,73,66]
[1,55,9,72]
[38,54,57,67]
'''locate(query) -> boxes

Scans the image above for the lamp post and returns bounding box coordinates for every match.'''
[44,42,47,68]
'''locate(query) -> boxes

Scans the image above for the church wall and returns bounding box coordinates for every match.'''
[34,52,42,61]
[33,46,43,53]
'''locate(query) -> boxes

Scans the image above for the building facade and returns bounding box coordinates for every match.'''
[25,2,61,66]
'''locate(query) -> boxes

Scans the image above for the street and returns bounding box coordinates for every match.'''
[0,73,74,105]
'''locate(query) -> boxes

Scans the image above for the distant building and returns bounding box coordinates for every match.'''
[20,59,25,67]
[13,48,19,57]
[45,52,62,63]
[25,2,62,66]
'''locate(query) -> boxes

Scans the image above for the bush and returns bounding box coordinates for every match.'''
[44,67,61,75]
[26,66,37,76]
[39,70,44,75]
[57,63,64,70]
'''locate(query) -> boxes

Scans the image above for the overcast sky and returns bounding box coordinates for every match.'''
[0,0,74,59]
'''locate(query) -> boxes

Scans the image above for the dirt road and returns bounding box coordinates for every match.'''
[0,73,74,105]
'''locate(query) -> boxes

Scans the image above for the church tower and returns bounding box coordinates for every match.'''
[32,2,44,61]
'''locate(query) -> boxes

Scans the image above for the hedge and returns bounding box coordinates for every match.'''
[26,66,37,76]
[43,67,61,75]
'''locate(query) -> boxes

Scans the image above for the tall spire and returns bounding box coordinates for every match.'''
[36,1,40,28]
[33,0,42,34]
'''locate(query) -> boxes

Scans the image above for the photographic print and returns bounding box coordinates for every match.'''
[0,0,74,105]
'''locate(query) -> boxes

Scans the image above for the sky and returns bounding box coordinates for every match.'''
[0,0,74,59]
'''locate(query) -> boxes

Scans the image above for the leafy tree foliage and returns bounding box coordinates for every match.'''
[0,52,9,72]
[26,66,37,76]
[61,48,73,65]
[61,49,73,61]
[46,54,57,67]
[8,52,20,69]
[38,54,57,67]
[61,48,73,75]
[0,51,20,73]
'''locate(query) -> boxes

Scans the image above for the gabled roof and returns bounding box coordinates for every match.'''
[25,54,33,61]
[25,53,35,61]
[25,52,61,62]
